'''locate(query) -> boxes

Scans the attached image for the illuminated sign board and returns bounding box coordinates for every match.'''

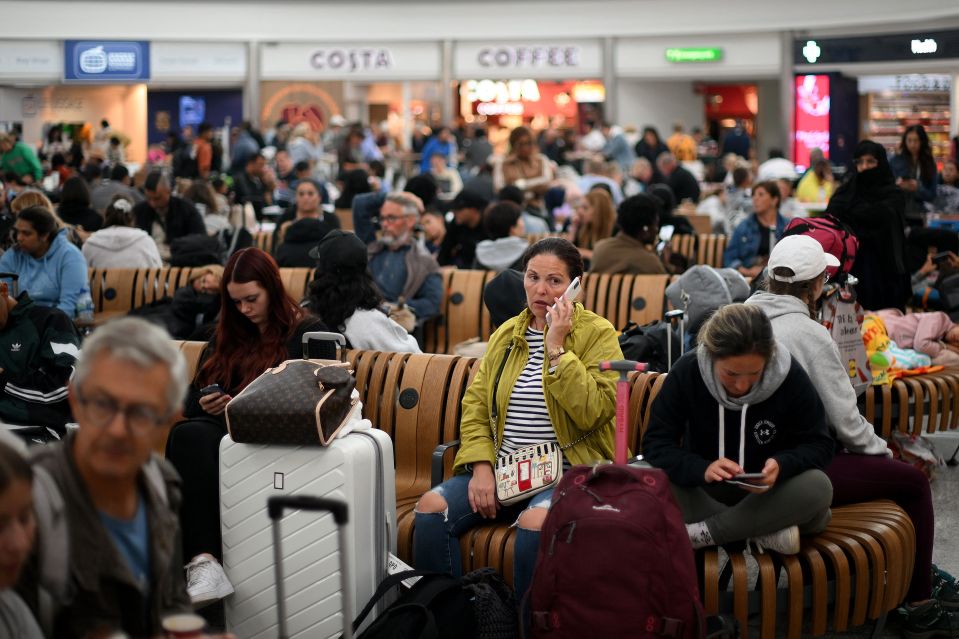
[665,47,723,63]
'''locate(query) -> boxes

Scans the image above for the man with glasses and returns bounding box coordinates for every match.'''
[352,190,443,328]
[17,318,192,638]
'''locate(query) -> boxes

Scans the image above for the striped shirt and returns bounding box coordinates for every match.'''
[499,328,556,458]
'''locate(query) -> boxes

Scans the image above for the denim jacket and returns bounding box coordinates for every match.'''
[723,213,788,269]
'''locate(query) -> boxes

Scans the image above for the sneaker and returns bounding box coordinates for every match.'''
[902,600,959,639]
[747,525,800,555]
[933,565,959,610]
[186,554,234,607]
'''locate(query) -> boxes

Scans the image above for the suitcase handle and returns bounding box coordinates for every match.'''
[269,495,353,639]
[268,494,349,524]
[302,331,347,362]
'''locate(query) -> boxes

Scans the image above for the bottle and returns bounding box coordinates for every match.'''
[76,286,94,323]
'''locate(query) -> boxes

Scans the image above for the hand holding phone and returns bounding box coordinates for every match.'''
[933,251,952,265]
[546,277,581,326]
[200,384,225,397]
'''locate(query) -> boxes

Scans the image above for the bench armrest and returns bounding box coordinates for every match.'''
[431,439,461,488]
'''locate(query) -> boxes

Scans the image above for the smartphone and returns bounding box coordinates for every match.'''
[546,277,582,325]
[731,472,765,480]
[933,251,951,265]
[656,225,675,253]
[200,383,225,396]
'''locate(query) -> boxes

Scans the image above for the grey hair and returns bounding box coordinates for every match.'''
[385,192,424,218]
[74,318,188,415]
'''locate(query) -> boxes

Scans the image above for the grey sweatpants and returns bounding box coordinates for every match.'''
[671,469,833,544]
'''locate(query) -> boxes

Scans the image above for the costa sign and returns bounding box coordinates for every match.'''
[310,48,393,72]
[477,45,580,68]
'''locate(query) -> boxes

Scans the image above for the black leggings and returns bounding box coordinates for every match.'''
[166,416,227,562]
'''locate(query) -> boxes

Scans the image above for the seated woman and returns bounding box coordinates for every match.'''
[304,230,420,353]
[0,438,42,638]
[273,179,340,267]
[165,247,326,606]
[643,303,834,555]
[414,238,621,599]
[747,236,959,629]
[82,197,163,269]
[568,189,616,263]
[57,177,103,235]
[723,180,788,279]
[0,206,88,317]
[473,201,528,272]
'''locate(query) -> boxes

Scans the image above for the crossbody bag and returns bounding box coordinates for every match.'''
[489,341,601,505]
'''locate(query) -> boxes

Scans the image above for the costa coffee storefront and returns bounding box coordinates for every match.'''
[259,41,442,149]
[453,39,605,149]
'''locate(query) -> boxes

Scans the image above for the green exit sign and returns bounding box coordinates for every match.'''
[665,47,724,63]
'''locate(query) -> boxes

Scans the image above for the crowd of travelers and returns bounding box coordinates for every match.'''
[0,111,957,638]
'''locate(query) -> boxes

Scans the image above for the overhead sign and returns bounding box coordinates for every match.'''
[794,29,959,65]
[455,40,602,79]
[0,41,61,78]
[151,42,247,80]
[260,42,441,80]
[64,40,149,81]
[665,47,723,63]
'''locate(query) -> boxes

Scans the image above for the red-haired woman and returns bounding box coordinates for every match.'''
[165,247,326,607]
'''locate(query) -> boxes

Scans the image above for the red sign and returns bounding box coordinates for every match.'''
[794,74,830,169]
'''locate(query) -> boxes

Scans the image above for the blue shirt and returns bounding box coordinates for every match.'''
[99,496,151,593]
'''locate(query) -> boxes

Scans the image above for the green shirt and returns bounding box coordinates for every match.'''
[1,142,42,181]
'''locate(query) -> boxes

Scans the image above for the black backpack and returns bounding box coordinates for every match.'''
[617,320,680,372]
[169,233,224,266]
[351,568,515,639]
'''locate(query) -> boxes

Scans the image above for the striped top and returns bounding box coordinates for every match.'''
[499,328,556,458]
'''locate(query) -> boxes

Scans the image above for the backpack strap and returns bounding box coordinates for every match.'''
[351,569,453,633]
[142,456,170,508]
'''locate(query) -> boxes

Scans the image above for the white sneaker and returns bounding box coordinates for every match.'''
[748,525,800,555]
[186,554,234,606]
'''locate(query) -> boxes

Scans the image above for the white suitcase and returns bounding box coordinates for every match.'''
[219,427,396,639]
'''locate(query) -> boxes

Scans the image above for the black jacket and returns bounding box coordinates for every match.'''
[642,351,834,487]
[58,204,103,233]
[133,196,206,244]
[275,218,338,268]
[437,221,489,269]
[667,166,701,204]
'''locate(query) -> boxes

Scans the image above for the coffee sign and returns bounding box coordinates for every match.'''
[477,46,580,68]
[310,48,392,72]
[455,40,602,79]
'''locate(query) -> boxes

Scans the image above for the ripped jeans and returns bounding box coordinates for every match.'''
[413,472,554,600]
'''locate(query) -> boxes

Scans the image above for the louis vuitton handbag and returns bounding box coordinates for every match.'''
[225,332,358,446]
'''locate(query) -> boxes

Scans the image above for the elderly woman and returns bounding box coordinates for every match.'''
[414,238,621,600]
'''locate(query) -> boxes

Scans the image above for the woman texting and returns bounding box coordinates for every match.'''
[165,247,325,606]
[747,236,959,632]
[414,238,621,599]
[643,304,834,555]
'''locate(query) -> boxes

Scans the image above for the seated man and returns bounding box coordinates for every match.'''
[17,318,191,638]
[353,191,442,326]
[589,194,668,276]
[134,171,206,260]
[0,282,80,439]
[437,190,490,269]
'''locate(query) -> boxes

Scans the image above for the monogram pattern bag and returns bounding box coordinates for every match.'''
[225,332,357,446]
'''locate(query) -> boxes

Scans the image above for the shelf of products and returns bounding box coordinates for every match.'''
[864,91,952,167]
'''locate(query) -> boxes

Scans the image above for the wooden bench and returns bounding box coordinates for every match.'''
[862,368,959,438]
[697,233,728,269]
[253,231,274,254]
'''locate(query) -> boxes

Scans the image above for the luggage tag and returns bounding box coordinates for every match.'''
[387,552,422,588]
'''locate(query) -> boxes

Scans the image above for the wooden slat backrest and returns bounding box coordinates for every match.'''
[442,269,492,353]
[335,209,354,231]
[612,274,669,328]
[277,267,312,301]
[697,234,728,268]
[253,231,273,254]
[422,268,455,354]
[176,340,209,384]
[681,214,713,235]
[670,233,698,266]
[96,269,140,314]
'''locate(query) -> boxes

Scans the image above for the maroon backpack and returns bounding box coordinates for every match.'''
[782,215,859,281]
[529,464,705,638]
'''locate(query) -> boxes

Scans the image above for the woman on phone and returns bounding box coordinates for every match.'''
[643,303,834,554]
[165,247,326,607]
[414,238,620,600]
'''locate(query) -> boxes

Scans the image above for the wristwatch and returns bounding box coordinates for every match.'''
[547,346,566,363]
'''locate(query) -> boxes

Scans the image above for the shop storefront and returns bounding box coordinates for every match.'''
[615,33,784,162]
[259,41,443,149]
[794,29,959,170]
[453,39,604,148]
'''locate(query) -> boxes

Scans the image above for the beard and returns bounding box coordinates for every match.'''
[380,230,411,247]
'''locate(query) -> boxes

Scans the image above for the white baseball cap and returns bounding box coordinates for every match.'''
[767,235,840,283]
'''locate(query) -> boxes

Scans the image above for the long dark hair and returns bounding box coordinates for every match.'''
[899,125,937,185]
[307,270,382,330]
[522,237,584,280]
[59,176,91,210]
[198,248,303,390]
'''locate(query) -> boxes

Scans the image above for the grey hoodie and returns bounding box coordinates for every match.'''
[746,291,890,456]
[474,236,528,272]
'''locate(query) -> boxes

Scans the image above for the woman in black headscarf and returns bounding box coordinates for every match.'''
[825,140,908,311]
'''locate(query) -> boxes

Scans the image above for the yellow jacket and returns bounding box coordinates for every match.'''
[452,303,622,474]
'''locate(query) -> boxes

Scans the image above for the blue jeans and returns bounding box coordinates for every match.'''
[413,473,554,600]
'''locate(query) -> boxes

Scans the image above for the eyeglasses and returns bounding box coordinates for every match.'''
[374,215,413,225]
[75,390,167,433]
